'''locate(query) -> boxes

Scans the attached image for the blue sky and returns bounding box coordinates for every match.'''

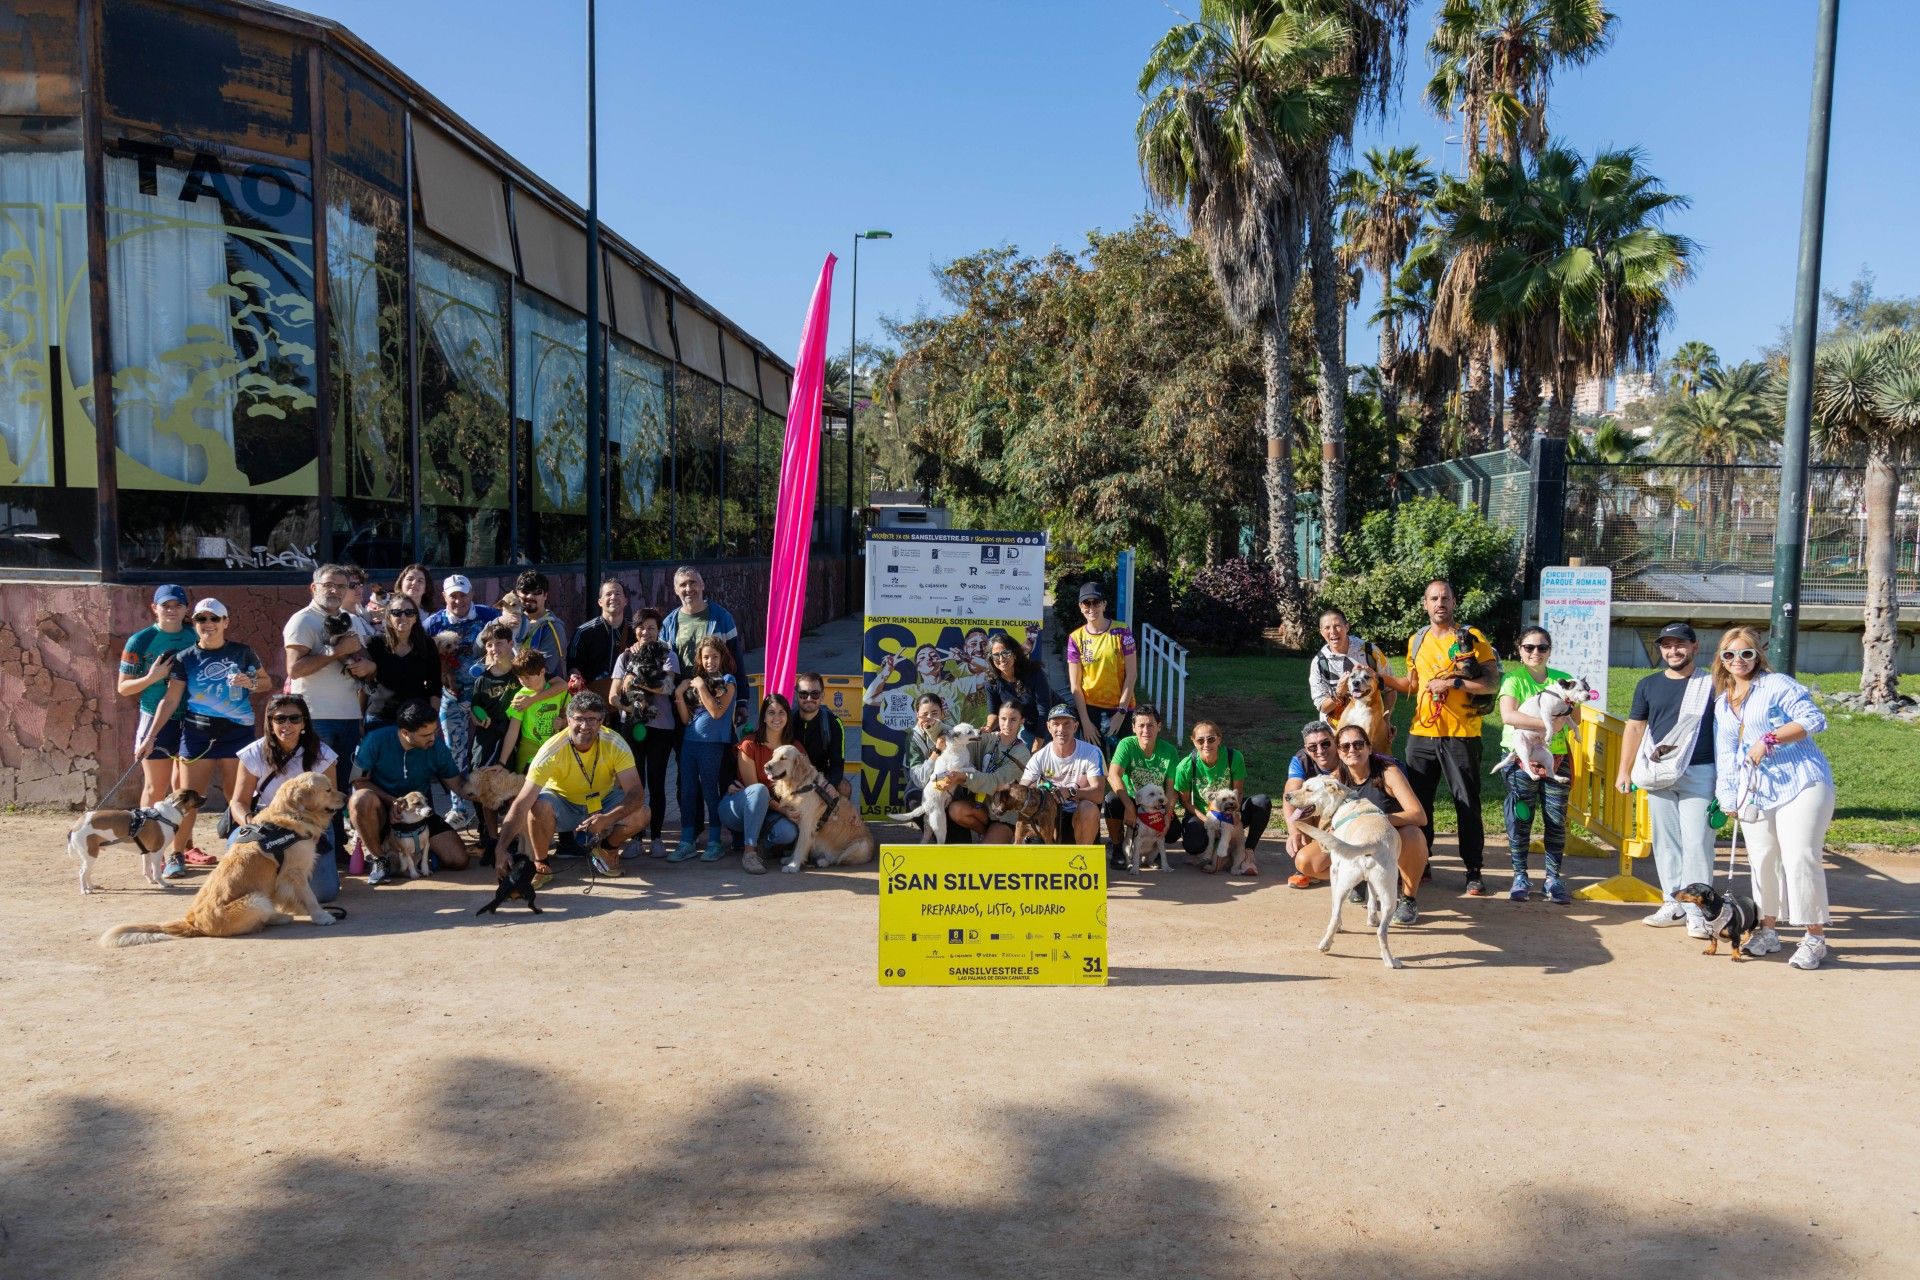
[306,0,1919,373]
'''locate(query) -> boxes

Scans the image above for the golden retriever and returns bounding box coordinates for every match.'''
[99,772,347,947]
[762,744,875,873]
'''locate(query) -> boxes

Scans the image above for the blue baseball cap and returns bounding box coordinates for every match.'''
[152,585,188,606]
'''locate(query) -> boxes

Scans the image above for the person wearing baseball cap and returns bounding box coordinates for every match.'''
[424,574,502,833]
[1018,701,1108,844]
[1066,580,1137,757]
[1618,619,1718,934]
[117,584,200,875]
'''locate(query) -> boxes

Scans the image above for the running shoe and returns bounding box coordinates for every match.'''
[366,856,389,886]
[1788,934,1829,970]
[1286,873,1315,890]
[162,853,187,880]
[1509,875,1531,902]
[1392,895,1419,926]
[591,852,620,877]
[1741,927,1782,957]
[1464,878,1486,897]
[1686,914,1713,940]
[699,835,726,862]
[1641,902,1686,927]
[1544,878,1572,905]
[649,837,668,859]
[667,838,702,863]
[1347,885,1367,905]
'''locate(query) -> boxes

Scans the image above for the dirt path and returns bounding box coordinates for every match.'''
[5,813,1918,1278]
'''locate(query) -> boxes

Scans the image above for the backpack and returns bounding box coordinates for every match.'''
[1409,624,1497,716]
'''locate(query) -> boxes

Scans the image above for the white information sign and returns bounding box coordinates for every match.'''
[1538,565,1613,708]
[865,529,1049,621]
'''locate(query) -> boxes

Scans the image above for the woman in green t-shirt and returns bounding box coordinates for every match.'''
[1102,705,1182,870]
[1169,719,1273,873]
[1495,626,1577,904]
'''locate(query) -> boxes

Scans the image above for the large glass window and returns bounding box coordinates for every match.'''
[0,125,98,569]
[610,336,671,562]
[327,173,409,571]
[676,370,720,558]
[515,288,586,562]
[721,386,758,557]
[758,406,783,554]
[415,234,510,566]
[105,140,320,571]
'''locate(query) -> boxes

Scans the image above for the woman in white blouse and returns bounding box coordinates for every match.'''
[1710,627,1836,970]
[230,693,341,902]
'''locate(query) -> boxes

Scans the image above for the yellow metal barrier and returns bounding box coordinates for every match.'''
[1561,704,1664,904]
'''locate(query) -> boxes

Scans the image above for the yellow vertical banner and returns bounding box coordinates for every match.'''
[877,845,1108,986]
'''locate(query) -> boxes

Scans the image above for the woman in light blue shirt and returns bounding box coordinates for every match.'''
[1711,627,1835,970]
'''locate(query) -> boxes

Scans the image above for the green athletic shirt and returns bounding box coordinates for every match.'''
[1499,665,1576,754]
[1109,735,1180,796]
[1171,748,1247,805]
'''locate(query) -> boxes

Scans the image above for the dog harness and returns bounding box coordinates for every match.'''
[803,778,841,827]
[391,814,433,836]
[120,805,184,853]
[228,822,304,867]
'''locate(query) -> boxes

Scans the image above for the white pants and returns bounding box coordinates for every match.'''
[1741,781,1834,927]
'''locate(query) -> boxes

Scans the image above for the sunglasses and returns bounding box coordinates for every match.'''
[1337,740,1369,753]
[1303,738,1333,751]
[1193,735,1220,744]
[796,689,822,699]
[990,650,1015,660]
[1722,648,1758,662]
[1520,643,1551,653]
[388,608,419,618]
[192,614,224,623]
[269,713,307,724]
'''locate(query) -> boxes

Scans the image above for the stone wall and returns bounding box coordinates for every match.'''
[0,556,852,811]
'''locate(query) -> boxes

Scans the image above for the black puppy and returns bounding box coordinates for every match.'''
[476,851,543,915]
[1672,881,1761,960]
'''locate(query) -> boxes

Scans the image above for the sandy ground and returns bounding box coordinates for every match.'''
[4,812,1918,1280]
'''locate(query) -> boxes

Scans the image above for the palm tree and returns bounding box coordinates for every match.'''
[1139,1,1354,641]
[1338,145,1436,438]
[1568,417,1649,463]
[1665,339,1720,397]
[1653,361,1776,563]
[1382,235,1455,463]
[1810,330,1920,705]
[1440,146,1695,449]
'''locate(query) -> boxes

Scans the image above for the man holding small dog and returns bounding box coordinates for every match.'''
[349,699,473,882]
[1381,579,1500,895]
[1019,704,1107,845]
[493,691,650,886]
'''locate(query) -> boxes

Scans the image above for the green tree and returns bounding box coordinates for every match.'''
[1568,417,1649,464]
[1138,0,1355,641]
[1337,145,1436,443]
[1809,330,1920,706]
[1664,339,1720,397]
[1318,496,1517,643]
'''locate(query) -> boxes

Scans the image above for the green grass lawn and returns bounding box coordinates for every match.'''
[1185,655,1920,849]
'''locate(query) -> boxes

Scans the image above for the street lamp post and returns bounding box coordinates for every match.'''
[847,229,891,601]
[1768,0,1842,674]
[583,0,604,596]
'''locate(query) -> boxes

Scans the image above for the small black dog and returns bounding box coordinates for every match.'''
[476,851,543,916]
[1672,881,1762,960]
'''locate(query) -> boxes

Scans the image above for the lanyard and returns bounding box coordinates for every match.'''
[569,738,603,796]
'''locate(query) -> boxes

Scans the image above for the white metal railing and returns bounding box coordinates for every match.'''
[1136,623,1189,742]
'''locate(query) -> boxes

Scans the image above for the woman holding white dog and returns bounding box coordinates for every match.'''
[1283,723,1427,924]
[1496,626,1576,905]
[1711,627,1836,970]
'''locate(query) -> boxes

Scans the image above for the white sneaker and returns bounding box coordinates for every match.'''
[1642,902,1686,927]
[1686,914,1713,940]
[1742,927,1782,957]
[1788,935,1829,970]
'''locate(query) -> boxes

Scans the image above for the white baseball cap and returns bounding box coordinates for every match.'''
[442,574,473,595]
[191,598,229,619]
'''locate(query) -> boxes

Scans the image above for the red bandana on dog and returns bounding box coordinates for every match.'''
[1137,808,1171,835]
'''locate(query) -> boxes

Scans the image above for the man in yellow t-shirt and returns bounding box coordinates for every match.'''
[1067,581,1137,753]
[493,691,650,884]
[1380,578,1501,894]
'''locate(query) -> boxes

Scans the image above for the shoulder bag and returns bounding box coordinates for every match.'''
[1629,672,1713,791]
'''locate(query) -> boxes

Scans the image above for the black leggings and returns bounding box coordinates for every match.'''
[640,722,679,839]
[1178,794,1273,856]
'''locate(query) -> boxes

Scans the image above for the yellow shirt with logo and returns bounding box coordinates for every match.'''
[526,728,635,809]
[1407,625,1499,738]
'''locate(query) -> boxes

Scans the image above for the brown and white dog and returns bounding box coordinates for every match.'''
[1335,666,1394,755]
[763,744,875,873]
[387,791,435,878]
[69,787,203,894]
[1494,677,1594,782]
[99,772,346,947]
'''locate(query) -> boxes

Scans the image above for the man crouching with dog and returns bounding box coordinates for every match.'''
[492,691,650,889]
[349,698,474,884]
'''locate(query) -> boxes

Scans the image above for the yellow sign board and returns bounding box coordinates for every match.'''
[877,844,1108,986]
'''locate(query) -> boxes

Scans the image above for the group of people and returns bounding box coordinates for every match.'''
[118,563,851,899]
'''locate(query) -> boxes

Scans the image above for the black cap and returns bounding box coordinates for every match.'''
[1077,581,1106,604]
[1656,622,1697,643]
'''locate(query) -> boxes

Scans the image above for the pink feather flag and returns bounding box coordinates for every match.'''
[762,253,838,701]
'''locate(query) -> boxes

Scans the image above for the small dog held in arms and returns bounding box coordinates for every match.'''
[1495,677,1595,782]
[1287,773,1402,970]
[1673,881,1763,961]
[762,744,876,873]
[887,722,983,844]
[98,773,346,947]
[387,791,435,879]
[69,787,203,893]
[1127,782,1174,874]
[1195,787,1251,875]
[1334,665,1394,755]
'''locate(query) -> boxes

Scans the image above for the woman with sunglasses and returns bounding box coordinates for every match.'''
[1282,722,1428,924]
[1710,627,1836,970]
[1170,719,1273,868]
[135,599,273,875]
[719,693,803,873]
[983,631,1052,746]
[230,694,341,901]
[364,594,440,727]
[1495,627,1577,904]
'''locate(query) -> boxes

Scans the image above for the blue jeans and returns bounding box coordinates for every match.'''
[678,741,728,838]
[311,718,362,904]
[1645,761,1717,906]
[718,783,799,848]
[1502,764,1569,881]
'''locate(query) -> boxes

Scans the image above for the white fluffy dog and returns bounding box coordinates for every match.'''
[1127,781,1173,874]
[1495,677,1592,782]
[1196,787,1249,874]
[1288,773,1402,970]
[888,722,982,844]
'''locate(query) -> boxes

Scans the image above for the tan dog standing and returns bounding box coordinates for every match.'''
[99,773,347,947]
[1335,666,1393,755]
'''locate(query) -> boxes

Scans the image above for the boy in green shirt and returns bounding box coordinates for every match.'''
[1103,705,1181,869]
[502,649,570,774]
